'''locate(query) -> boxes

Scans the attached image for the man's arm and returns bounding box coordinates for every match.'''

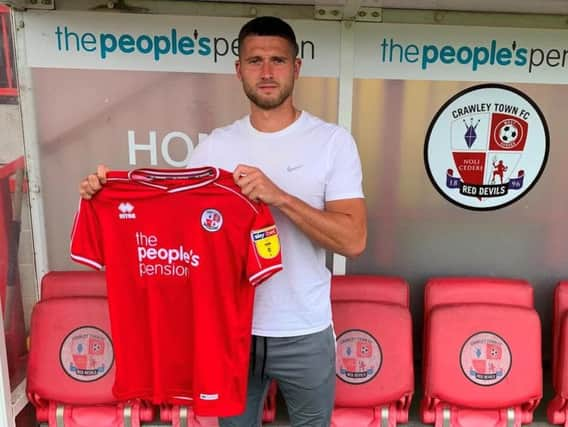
[279,196,367,258]
[234,165,367,258]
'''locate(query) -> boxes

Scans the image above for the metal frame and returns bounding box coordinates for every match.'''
[13,9,48,292]
[0,10,27,427]
[1,8,47,422]
[441,406,516,427]
[333,17,355,276]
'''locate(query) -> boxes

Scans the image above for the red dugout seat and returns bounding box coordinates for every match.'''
[40,270,107,299]
[547,281,568,425]
[36,271,275,426]
[421,277,541,427]
[27,272,153,426]
[330,275,414,427]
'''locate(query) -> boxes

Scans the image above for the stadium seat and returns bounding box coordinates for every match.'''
[35,271,276,426]
[547,281,568,425]
[421,277,542,427]
[330,275,414,427]
[27,272,153,426]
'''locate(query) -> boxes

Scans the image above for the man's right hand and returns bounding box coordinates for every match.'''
[79,165,109,200]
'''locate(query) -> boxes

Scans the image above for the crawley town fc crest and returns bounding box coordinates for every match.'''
[460,331,512,386]
[201,209,223,232]
[60,326,114,382]
[336,329,382,385]
[425,84,549,210]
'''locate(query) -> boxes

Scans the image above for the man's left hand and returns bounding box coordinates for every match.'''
[233,164,289,207]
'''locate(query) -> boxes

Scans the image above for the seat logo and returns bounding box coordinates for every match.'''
[335,329,382,385]
[460,331,512,386]
[60,326,114,382]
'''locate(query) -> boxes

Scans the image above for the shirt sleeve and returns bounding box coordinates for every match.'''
[246,204,283,286]
[187,135,212,168]
[70,199,105,270]
[325,127,365,202]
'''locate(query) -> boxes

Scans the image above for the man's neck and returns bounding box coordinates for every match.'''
[249,103,300,133]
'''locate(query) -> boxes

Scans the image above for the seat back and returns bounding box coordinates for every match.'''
[331,275,409,307]
[424,277,533,315]
[331,275,413,426]
[41,270,107,300]
[28,272,154,426]
[27,296,116,407]
[421,277,541,427]
[423,277,535,380]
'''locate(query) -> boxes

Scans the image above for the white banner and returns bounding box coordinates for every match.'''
[355,23,568,84]
[23,11,341,77]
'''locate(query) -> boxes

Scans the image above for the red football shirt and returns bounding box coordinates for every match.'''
[70,167,282,415]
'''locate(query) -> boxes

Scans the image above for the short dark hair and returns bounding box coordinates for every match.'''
[238,16,299,58]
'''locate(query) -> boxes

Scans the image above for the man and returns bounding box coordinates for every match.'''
[80,16,367,427]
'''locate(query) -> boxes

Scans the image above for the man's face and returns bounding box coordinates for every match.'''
[236,35,301,110]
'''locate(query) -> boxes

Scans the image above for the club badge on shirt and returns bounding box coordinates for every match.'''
[201,209,223,232]
[251,225,280,259]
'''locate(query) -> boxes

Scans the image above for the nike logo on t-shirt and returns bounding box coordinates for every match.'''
[286,164,304,172]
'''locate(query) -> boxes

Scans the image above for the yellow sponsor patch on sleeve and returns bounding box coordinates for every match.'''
[251,225,280,259]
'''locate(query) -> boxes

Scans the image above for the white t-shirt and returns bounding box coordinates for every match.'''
[188,111,364,337]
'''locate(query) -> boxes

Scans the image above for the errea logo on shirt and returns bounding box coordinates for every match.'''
[118,202,136,220]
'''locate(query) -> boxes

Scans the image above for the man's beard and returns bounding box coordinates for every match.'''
[242,80,294,110]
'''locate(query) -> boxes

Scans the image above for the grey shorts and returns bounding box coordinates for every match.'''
[219,325,336,427]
